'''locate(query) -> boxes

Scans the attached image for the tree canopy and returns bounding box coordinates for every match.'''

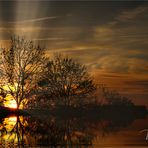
[0,36,46,108]
[38,54,96,107]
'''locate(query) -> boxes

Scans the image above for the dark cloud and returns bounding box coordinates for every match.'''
[101,74,123,78]
[0,1,148,74]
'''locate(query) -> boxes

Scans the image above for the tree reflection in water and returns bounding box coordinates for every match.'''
[0,116,28,147]
[0,112,147,147]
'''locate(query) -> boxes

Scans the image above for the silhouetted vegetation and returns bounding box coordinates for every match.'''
[0,36,137,109]
[37,54,96,107]
[0,39,147,147]
[100,84,134,106]
[0,88,6,106]
[0,36,47,108]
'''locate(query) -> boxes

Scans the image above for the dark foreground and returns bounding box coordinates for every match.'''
[0,106,29,117]
[0,105,147,119]
[27,105,148,119]
[0,105,148,147]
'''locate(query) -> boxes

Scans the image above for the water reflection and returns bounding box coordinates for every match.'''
[0,111,148,147]
[0,116,28,147]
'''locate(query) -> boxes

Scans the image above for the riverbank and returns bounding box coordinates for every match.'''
[0,106,29,118]
[25,105,148,121]
[1,105,147,120]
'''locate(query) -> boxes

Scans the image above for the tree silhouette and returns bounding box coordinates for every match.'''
[100,84,134,106]
[0,88,7,106]
[0,36,46,108]
[38,54,96,107]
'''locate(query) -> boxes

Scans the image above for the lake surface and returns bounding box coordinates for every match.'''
[0,110,148,147]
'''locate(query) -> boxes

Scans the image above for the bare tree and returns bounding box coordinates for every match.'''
[0,36,46,108]
[38,54,96,107]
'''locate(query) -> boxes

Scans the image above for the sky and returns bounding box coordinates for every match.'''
[0,0,148,106]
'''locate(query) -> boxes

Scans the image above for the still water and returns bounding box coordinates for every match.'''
[0,110,148,147]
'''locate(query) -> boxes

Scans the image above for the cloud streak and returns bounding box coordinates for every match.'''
[8,16,59,24]
[116,5,148,22]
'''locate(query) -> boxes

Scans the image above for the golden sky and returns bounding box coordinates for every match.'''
[0,0,148,106]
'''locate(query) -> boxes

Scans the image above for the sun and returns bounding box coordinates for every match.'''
[4,95,17,109]
[5,99,17,109]
[2,84,18,109]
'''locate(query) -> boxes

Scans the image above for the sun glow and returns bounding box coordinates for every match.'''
[4,99,17,109]
[2,84,18,109]
[4,97,17,108]
[4,95,17,109]
[3,116,17,132]
[4,116,17,123]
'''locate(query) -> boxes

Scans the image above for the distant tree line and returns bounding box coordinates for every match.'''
[100,84,134,106]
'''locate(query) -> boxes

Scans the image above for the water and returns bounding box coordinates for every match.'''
[0,110,148,147]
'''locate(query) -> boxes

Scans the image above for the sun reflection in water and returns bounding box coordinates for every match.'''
[0,115,28,146]
[3,116,17,132]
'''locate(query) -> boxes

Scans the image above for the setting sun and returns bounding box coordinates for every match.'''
[2,84,18,109]
[4,95,17,109]
[5,99,17,109]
